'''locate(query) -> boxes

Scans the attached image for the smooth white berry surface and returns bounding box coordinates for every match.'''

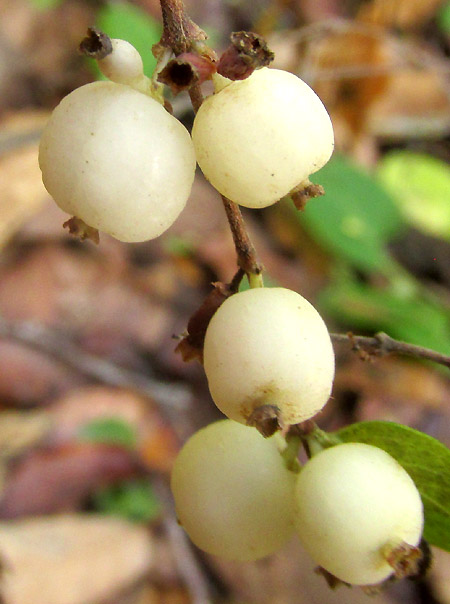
[192,67,334,208]
[203,287,335,425]
[98,39,145,85]
[171,419,296,561]
[295,443,424,585]
[39,81,196,242]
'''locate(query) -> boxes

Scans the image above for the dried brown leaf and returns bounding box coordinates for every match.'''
[357,0,444,30]
[0,137,48,250]
[50,386,179,472]
[0,514,153,604]
[0,444,137,518]
[0,410,51,461]
[0,341,80,407]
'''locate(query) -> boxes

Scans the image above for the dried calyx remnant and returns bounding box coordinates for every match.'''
[158,52,216,94]
[78,27,112,60]
[157,30,275,94]
[217,31,275,80]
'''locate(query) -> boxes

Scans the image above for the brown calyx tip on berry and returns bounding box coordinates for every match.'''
[63,217,99,244]
[217,31,274,81]
[158,52,216,94]
[290,180,325,211]
[246,405,284,437]
[79,28,112,60]
[383,541,424,580]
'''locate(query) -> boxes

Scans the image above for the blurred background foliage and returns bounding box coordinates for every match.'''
[0,0,449,603]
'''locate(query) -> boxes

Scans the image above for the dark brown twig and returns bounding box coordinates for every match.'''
[221,195,263,277]
[331,331,450,370]
[158,0,207,55]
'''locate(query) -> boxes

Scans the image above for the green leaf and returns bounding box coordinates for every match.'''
[319,277,450,355]
[93,2,161,78]
[79,418,137,449]
[290,154,405,273]
[438,1,450,34]
[335,421,450,551]
[93,479,161,522]
[29,0,63,9]
[165,235,195,258]
[377,151,450,241]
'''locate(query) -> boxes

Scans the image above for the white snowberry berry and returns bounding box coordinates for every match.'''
[39,81,196,242]
[171,419,296,561]
[192,67,334,208]
[97,38,146,87]
[294,442,424,586]
[203,287,335,427]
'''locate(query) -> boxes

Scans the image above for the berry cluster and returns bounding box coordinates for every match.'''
[39,36,425,589]
[38,40,333,241]
[172,287,424,586]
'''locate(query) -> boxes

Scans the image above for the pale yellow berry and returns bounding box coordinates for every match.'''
[192,68,334,208]
[295,443,424,585]
[97,39,145,85]
[171,420,296,561]
[39,81,196,242]
[203,287,335,426]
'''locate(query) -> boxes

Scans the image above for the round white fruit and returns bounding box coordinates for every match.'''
[171,419,296,561]
[203,287,335,426]
[192,67,334,208]
[294,443,424,585]
[98,39,145,85]
[39,81,196,242]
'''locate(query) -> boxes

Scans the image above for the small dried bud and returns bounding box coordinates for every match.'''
[217,31,274,81]
[79,28,112,60]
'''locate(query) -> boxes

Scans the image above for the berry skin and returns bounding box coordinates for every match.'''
[97,39,146,86]
[294,443,424,586]
[192,67,334,208]
[171,419,296,561]
[203,287,335,427]
[39,81,196,242]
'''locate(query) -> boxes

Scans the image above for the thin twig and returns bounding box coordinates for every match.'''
[331,331,450,370]
[0,316,190,409]
[154,478,214,604]
[187,74,263,278]
[220,195,264,277]
[158,0,207,55]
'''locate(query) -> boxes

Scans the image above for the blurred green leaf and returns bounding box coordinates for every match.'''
[165,235,195,258]
[92,2,161,78]
[93,479,161,522]
[319,277,450,355]
[438,1,450,34]
[79,418,137,449]
[290,155,405,273]
[377,151,450,241]
[29,0,63,9]
[336,421,450,552]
